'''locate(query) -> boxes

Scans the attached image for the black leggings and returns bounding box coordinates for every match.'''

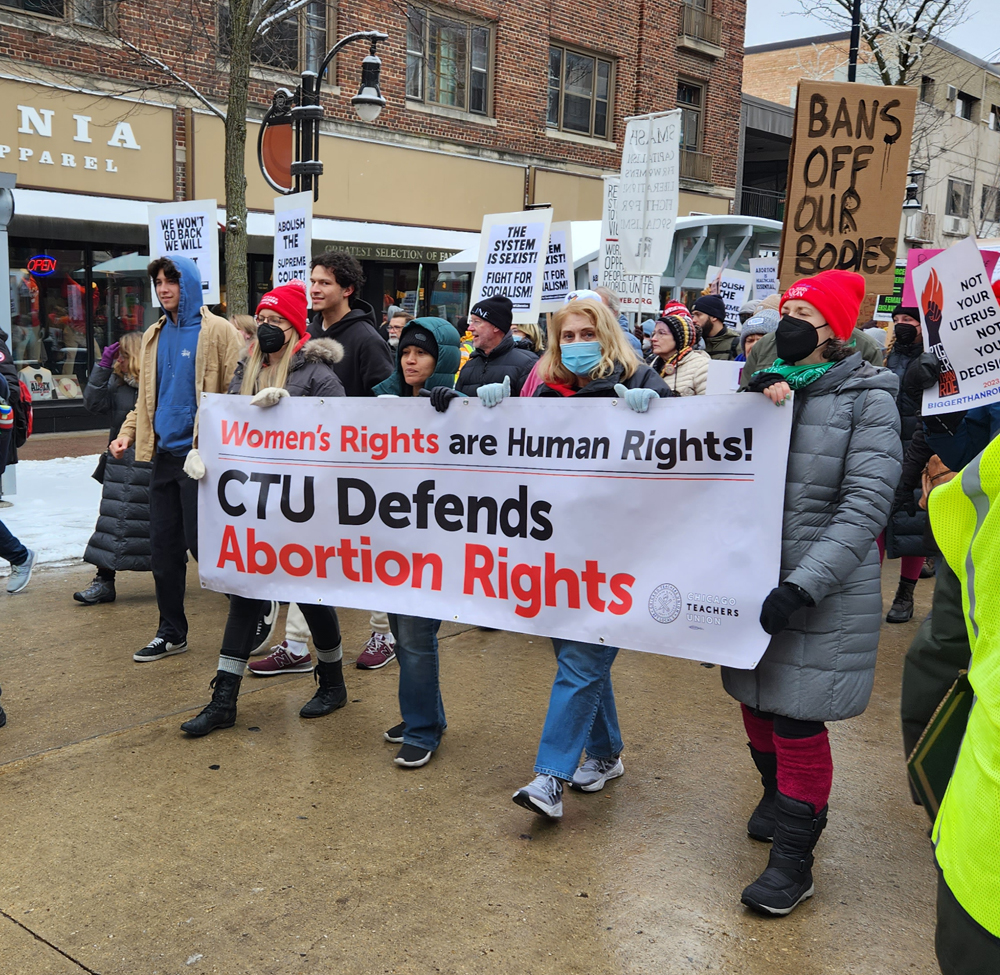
[223,596,341,662]
[749,707,826,739]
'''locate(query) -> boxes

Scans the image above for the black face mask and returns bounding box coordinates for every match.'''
[775,314,827,363]
[893,322,918,346]
[257,322,286,354]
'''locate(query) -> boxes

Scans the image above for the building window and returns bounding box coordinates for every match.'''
[982,186,1000,225]
[678,80,704,151]
[547,45,613,140]
[919,76,935,103]
[946,179,972,218]
[990,105,1000,131]
[956,90,978,121]
[686,0,709,9]
[0,0,64,16]
[219,1,329,73]
[406,5,491,115]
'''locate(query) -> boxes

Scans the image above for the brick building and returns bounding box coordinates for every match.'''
[0,0,746,429]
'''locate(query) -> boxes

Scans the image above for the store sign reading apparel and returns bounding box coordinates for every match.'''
[197,394,793,669]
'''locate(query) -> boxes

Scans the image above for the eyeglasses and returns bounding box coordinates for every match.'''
[255,315,289,328]
[651,327,671,337]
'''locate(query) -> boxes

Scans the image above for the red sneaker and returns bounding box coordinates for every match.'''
[248,641,313,676]
[356,631,396,670]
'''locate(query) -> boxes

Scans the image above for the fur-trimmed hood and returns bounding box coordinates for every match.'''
[292,336,344,369]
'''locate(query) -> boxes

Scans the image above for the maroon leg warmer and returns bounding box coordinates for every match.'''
[741,704,776,753]
[774,730,833,811]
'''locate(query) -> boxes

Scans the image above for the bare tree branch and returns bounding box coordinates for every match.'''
[119,38,227,121]
[255,0,313,37]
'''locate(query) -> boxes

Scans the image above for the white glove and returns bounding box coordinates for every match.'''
[477,375,511,408]
[376,394,400,398]
[614,383,657,414]
[250,386,290,408]
[183,447,206,480]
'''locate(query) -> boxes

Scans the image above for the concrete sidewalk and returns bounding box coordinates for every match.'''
[0,562,940,974]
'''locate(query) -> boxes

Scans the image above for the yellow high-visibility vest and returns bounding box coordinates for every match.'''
[930,439,1000,938]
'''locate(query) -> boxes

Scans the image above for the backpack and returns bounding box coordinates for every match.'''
[14,379,32,447]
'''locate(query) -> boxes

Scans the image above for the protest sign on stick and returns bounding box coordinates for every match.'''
[748,258,779,299]
[599,177,658,311]
[148,199,220,302]
[779,80,916,294]
[540,221,574,311]
[874,260,907,321]
[707,266,753,328]
[273,192,313,294]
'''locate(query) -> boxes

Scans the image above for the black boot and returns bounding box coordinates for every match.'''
[74,575,116,605]
[299,660,347,718]
[747,745,778,842]
[886,578,916,623]
[181,671,241,736]
[741,792,827,916]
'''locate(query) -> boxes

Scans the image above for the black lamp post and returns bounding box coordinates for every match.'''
[258,30,388,200]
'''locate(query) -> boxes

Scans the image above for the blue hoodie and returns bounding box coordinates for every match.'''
[154,255,204,455]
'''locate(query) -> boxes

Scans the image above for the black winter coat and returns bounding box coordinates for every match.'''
[307,299,393,397]
[0,326,20,466]
[83,364,152,572]
[229,337,347,398]
[534,361,674,398]
[456,333,538,396]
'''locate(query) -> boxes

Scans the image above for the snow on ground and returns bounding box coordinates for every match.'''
[1,455,103,573]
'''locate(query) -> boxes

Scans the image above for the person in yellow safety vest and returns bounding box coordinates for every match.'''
[928,439,1000,974]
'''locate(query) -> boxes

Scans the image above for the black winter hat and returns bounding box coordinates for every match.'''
[399,325,439,360]
[894,306,920,320]
[693,293,727,323]
[470,294,514,333]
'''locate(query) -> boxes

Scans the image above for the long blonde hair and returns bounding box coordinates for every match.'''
[239,334,299,395]
[113,331,143,380]
[539,299,640,384]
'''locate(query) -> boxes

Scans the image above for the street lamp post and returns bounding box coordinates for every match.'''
[258,31,388,200]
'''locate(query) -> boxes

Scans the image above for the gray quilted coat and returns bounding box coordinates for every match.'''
[722,353,902,722]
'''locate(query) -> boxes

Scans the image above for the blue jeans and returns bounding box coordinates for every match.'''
[0,518,28,568]
[534,639,623,781]
[388,614,445,752]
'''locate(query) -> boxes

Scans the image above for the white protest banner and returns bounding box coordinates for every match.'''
[705,360,744,395]
[273,192,312,293]
[470,209,553,324]
[197,393,793,669]
[588,261,600,289]
[599,177,658,311]
[915,236,1000,416]
[540,222,574,311]
[148,199,220,303]
[618,110,681,276]
[748,258,779,300]
[707,266,753,328]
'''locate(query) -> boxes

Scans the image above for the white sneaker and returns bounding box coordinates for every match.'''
[570,756,624,793]
[512,774,563,819]
[7,549,36,594]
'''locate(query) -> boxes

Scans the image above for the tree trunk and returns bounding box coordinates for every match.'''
[224,0,253,316]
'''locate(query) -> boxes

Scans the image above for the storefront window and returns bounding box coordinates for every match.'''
[429,271,471,325]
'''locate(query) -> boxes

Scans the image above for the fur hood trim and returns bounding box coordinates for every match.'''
[294,337,345,367]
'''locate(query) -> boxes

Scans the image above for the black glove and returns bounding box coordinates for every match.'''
[891,487,918,518]
[759,583,813,636]
[746,371,786,394]
[428,386,462,413]
[914,353,941,390]
[924,410,965,437]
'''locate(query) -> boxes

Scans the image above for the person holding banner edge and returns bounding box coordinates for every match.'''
[179,280,350,736]
[729,269,902,916]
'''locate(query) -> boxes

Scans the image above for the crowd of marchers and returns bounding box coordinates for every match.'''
[0,251,996,973]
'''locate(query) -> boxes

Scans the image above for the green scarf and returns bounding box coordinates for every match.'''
[759,357,835,389]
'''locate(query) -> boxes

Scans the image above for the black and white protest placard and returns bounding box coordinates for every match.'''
[915,236,1000,415]
[618,110,681,277]
[707,266,753,328]
[470,209,553,324]
[599,177,658,311]
[273,192,312,292]
[748,258,779,300]
[147,199,220,303]
[540,221,574,311]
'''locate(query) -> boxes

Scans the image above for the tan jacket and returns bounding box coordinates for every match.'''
[119,307,242,463]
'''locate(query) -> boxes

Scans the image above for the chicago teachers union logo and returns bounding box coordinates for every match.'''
[648,584,682,624]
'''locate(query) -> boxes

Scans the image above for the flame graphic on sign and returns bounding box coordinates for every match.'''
[922,268,943,318]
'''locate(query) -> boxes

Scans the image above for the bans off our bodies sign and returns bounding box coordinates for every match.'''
[197,394,793,669]
[780,80,916,294]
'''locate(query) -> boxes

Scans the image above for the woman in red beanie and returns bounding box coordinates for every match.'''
[723,268,902,916]
[180,280,351,737]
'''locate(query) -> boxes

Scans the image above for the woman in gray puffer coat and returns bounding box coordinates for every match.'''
[724,270,902,918]
[74,331,152,605]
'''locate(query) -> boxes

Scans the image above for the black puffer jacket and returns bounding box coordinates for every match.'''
[307,299,392,397]
[534,361,674,398]
[83,363,152,573]
[456,332,538,396]
[0,326,20,465]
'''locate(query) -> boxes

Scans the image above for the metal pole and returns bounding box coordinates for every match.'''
[848,0,862,82]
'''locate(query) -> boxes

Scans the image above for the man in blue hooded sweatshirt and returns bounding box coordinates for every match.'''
[111,256,242,662]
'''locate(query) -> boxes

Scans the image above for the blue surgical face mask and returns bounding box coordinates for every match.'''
[561,340,603,377]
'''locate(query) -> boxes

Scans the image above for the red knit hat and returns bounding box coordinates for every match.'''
[780,270,866,341]
[257,279,309,349]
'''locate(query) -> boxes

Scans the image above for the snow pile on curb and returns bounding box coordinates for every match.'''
[1,454,103,573]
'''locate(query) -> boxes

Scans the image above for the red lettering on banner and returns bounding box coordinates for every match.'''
[511,564,542,618]
[375,551,409,586]
[464,544,497,597]
[412,552,443,590]
[544,552,581,609]
[248,529,276,574]
[340,425,440,461]
[314,545,338,578]
[279,543,312,577]
[218,525,245,571]
[608,574,635,615]
[222,421,248,446]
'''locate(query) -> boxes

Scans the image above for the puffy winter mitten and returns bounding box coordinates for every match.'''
[477,375,510,408]
[429,386,464,413]
[250,386,290,408]
[746,371,786,393]
[613,383,657,414]
[183,448,206,481]
[759,583,813,636]
[914,353,941,390]
[99,342,120,368]
[891,485,918,518]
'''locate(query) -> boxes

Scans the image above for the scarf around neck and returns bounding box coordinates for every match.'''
[762,357,836,389]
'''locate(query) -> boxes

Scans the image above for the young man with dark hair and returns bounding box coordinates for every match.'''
[110,255,242,662]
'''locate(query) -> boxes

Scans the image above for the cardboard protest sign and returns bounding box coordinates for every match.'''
[780,80,916,294]
[748,258,779,299]
[540,221,574,311]
[197,392,793,668]
[706,266,753,328]
[914,236,1000,415]
[599,177,658,311]
[273,192,312,294]
[470,210,552,325]
[874,260,907,321]
[902,247,1000,307]
[618,110,681,276]
[148,199,220,303]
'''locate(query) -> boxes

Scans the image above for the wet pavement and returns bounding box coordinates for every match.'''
[1,561,939,974]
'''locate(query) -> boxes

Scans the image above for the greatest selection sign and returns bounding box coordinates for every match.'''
[197,394,793,669]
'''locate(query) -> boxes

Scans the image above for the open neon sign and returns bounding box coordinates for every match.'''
[26,255,57,276]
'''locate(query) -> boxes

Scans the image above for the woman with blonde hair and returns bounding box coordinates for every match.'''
[511,319,544,355]
[229,313,257,348]
[74,330,152,605]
